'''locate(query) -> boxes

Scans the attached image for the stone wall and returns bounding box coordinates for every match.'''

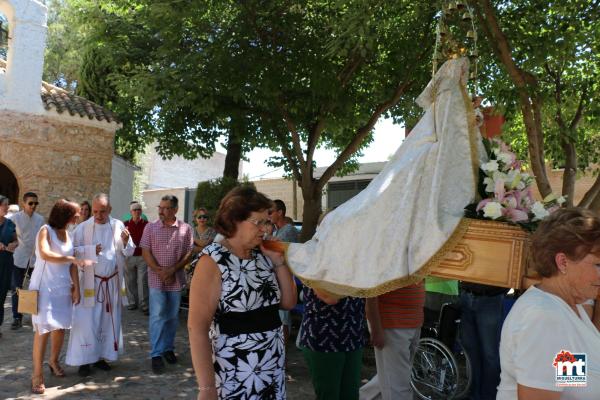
[0,110,116,217]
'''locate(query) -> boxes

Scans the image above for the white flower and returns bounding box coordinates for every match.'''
[497,152,513,166]
[492,171,508,189]
[531,201,550,221]
[516,181,526,190]
[493,147,501,156]
[483,202,503,219]
[557,196,566,205]
[482,160,499,172]
[483,177,495,193]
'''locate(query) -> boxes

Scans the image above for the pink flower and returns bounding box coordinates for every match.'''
[503,207,529,223]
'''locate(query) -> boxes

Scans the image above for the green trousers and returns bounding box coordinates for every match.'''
[302,347,363,400]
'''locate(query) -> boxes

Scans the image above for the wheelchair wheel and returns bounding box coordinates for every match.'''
[411,337,460,399]
[452,341,472,399]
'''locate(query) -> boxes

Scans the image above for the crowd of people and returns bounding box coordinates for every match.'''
[0,188,599,399]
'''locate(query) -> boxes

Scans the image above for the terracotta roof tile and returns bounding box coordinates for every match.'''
[0,58,119,123]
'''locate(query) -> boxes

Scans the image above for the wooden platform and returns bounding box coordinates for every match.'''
[430,219,534,289]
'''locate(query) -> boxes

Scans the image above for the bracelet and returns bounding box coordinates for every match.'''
[198,385,216,391]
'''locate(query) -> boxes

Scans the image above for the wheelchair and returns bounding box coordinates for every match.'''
[410,302,472,400]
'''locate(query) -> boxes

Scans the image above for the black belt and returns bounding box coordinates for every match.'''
[217,304,281,335]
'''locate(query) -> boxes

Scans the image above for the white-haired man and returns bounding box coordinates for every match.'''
[66,193,135,376]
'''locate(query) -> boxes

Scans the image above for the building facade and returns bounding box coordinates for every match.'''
[0,0,120,216]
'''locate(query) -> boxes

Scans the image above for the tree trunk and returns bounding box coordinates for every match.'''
[578,174,600,208]
[589,190,600,213]
[223,126,242,180]
[299,189,322,243]
[476,0,553,198]
[560,137,577,207]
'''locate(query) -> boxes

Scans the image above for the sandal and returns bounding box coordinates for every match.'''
[48,362,66,377]
[31,375,45,394]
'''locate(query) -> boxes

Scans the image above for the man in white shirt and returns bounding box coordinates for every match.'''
[9,192,44,330]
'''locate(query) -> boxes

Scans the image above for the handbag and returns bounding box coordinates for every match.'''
[17,236,47,316]
[17,259,40,315]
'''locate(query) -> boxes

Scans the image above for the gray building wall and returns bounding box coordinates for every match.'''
[109,155,138,219]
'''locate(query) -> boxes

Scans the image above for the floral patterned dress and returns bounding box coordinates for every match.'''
[202,242,285,400]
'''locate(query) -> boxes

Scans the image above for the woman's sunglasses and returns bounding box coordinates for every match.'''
[196,215,209,220]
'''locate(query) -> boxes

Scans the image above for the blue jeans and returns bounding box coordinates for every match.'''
[0,254,15,326]
[460,292,504,400]
[149,287,181,358]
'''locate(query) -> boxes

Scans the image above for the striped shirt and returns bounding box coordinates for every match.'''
[378,281,425,329]
[139,219,193,291]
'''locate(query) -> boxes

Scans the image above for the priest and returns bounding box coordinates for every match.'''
[66,193,134,376]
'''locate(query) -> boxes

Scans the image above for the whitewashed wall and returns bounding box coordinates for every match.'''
[141,144,235,190]
[0,0,46,114]
[109,155,137,219]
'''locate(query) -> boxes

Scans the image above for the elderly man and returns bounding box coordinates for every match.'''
[66,193,134,376]
[141,195,193,374]
[124,201,149,315]
[10,192,44,330]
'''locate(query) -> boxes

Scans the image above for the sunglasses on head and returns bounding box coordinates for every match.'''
[131,208,142,211]
[196,215,209,220]
[28,201,39,206]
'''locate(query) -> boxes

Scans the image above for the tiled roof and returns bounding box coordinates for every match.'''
[0,58,119,123]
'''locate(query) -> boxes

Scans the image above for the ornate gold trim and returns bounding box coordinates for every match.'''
[460,84,481,199]
[288,218,471,298]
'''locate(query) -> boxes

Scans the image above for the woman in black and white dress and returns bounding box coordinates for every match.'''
[188,187,296,400]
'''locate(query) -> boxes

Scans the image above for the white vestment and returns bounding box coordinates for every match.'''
[66,217,135,366]
[287,57,486,297]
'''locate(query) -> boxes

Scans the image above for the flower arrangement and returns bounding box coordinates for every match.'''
[468,138,565,230]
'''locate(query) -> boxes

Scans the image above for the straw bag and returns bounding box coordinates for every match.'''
[17,248,46,316]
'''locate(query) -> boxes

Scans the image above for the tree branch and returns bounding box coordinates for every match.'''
[569,86,587,131]
[277,132,303,183]
[578,172,600,208]
[475,0,553,198]
[276,99,307,172]
[316,78,413,191]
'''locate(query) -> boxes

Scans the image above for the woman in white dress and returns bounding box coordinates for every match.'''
[30,200,87,394]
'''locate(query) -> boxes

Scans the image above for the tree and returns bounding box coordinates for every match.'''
[43,0,85,89]
[473,0,600,209]
[194,177,255,217]
[65,0,437,239]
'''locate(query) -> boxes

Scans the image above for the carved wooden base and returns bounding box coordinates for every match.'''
[430,219,532,289]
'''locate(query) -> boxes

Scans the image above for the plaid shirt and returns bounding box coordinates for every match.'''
[140,219,193,291]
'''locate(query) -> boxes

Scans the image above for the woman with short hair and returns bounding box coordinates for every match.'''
[30,199,87,394]
[188,187,297,399]
[497,208,600,399]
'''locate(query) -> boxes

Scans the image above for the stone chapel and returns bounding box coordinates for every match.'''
[0,0,121,216]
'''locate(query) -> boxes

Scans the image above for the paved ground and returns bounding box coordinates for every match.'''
[0,301,376,399]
